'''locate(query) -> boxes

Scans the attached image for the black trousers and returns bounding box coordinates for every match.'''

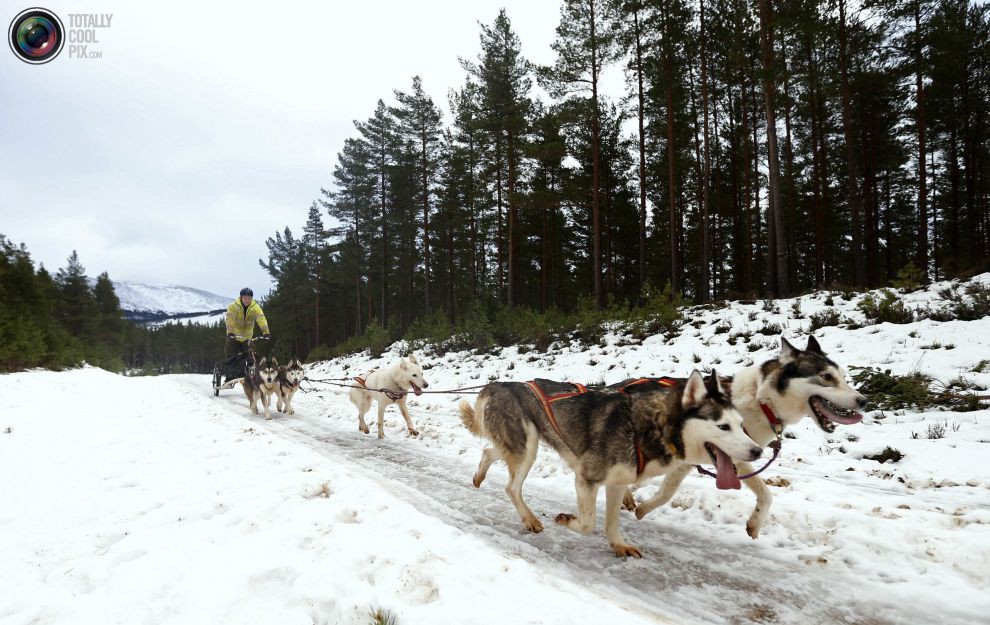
[223,336,270,362]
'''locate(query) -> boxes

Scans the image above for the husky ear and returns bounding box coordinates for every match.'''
[258,357,266,366]
[408,353,418,365]
[682,370,708,410]
[272,358,279,367]
[806,335,824,355]
[779,337,799,364]
[399,358,408,370]
[707,368,726,396]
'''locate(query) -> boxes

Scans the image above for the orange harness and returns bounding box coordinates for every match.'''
[616,376,679,393]
[524,380,588,438]
[525,380,647,475]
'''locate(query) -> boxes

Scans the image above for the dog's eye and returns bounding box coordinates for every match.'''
[718,424,730,431]
[822,373,834,383]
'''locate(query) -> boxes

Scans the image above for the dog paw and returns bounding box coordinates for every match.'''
[746,521,761,540]
[622,492,637,511]
[378,432,385,439]
[611,543,643,559]
[265,416,273,421]
[408,428,419,437]
[472,474,485,488]
[634,506,648,520]
[554,513,576,525]
[288,409,294,415]
[360,425,369,434]
[523,517,544,533]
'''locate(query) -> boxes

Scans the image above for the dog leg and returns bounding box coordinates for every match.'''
[376,401,387,439]
[285,393,294,415]
[635,464,692,520]
[262,392,273,420]
[622,487,637,511]
[473,447,500,488]
[356,400,371,434]
[605,485,642,558]
[397,399,419,436]
[504,426,542,533]
[277,393,284,413]
[556,476,599,535]
[738,461,773,539]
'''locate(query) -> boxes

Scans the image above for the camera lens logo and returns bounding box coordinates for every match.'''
[9,8,64,64]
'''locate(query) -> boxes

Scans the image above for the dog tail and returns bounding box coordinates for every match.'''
[458,398,486,438]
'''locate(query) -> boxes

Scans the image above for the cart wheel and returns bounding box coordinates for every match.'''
[212,364,222,396]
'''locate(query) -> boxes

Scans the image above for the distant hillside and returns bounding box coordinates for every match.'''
[93,280,231,323]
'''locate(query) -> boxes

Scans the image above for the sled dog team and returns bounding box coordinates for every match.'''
[223,358,305,420]
[232,336,868,558]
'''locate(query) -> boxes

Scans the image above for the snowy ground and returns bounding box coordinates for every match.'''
[2,277,989,624]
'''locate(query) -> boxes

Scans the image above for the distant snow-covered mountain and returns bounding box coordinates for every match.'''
[94,279,232,323]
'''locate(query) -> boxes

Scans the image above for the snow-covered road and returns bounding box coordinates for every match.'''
[186,372,985,625]
[4,276,990,624]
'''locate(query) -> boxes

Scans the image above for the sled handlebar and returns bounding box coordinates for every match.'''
[231,335,270,342]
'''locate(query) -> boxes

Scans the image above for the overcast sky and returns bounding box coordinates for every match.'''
[0,0,575,299]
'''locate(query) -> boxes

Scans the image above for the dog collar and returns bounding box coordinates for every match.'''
[759,400,784,436]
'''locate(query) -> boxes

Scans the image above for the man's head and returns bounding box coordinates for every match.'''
[239,287,253,307]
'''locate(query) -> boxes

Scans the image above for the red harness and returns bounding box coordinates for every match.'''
[526,381,647,475]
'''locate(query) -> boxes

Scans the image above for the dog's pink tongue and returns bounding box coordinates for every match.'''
[714,446,742,490]
[411,382,422,396]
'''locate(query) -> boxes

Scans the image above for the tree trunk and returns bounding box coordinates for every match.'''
[507,128,518,307]
[914,1,929,279]
[633,6,648,295]
[838,0,866,285]
[662,0,680,295]
[380,143,388,326]
[590,0,604,308]
[758,0,787,297]
[421,128,431,312]
[699,0,711,302]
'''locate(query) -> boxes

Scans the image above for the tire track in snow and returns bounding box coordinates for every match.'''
[184,376,978,625]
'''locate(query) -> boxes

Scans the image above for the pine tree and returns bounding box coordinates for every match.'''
[465,9,533,307]
[541,0,621,308]
[392,77,443,313]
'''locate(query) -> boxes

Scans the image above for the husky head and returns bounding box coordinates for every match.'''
[282,359,305,386]
[258,357,279,385]
[397,354,429,396]
[760,337,867,433]
[679,371,764,480]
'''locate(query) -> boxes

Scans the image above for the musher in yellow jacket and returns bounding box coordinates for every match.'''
[224,287,270,360]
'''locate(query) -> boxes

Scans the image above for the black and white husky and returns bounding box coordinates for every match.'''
[459,370,762,557]
[631,336,867,538]
[224,357,280,420]
[276,359,305,415]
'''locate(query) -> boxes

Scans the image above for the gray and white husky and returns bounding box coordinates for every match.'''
[349,355,429,438]
[459,370,762,558]
[630,336,867,538]
[276,359,305,415]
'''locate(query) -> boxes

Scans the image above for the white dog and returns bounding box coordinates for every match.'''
[349,355,429,438]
